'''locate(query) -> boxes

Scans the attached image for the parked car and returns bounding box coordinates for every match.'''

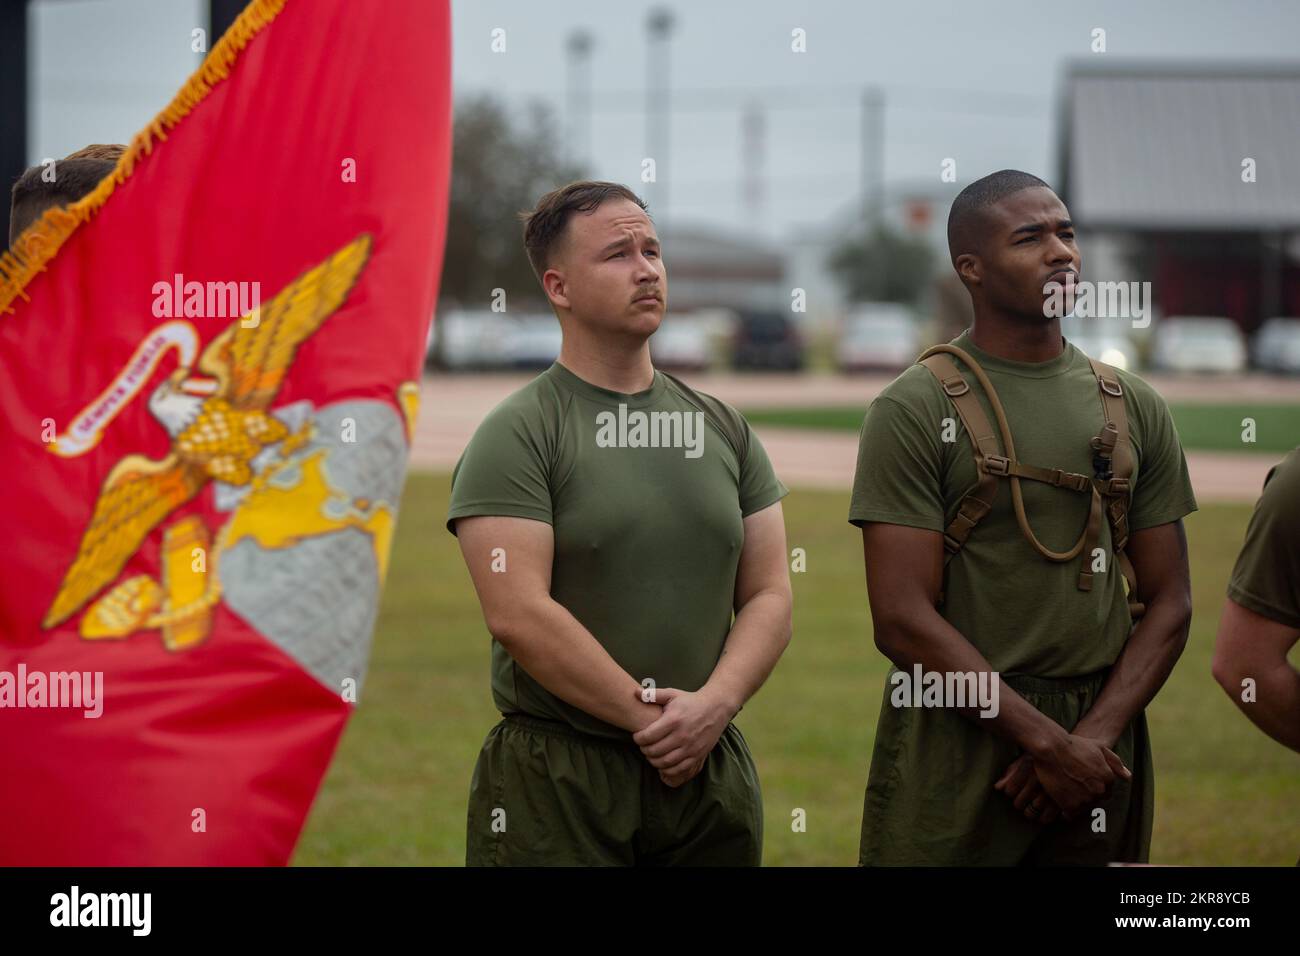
[651,314,713,371]
[1150,316,1247,374]
[837,304,920,372]
[508,316,563,369]
[1252,317,1300,374]
[427,309,513,370]
[731,310,804,371]
[1061,315,1138,371]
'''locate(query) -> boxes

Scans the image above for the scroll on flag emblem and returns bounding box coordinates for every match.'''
[0,0,452,864]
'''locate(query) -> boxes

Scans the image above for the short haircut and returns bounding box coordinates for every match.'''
[9,144,126,245]
[946,169,1051,265]
[62,143,127,163]
[520,181,648,282]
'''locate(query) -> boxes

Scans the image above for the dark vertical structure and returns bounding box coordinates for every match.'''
[208,0,244,44]
[1,0,29,246]
[1,0,242,246]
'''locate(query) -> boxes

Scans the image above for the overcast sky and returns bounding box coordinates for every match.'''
[31,0,1300,241]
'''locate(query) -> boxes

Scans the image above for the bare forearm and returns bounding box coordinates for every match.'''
[876,609,1068,758]
[703,588,792,717]
[1213,600,1300,753]
[1218,657,1300,751]
[1074,595,1191,747]
[493,599,662,733]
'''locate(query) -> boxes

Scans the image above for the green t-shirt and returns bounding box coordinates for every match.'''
[848,329,1197,678]
[447,361,788,739]
[1228,446,1300,629]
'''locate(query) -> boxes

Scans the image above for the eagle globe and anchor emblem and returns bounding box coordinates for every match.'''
[40,234,422,693]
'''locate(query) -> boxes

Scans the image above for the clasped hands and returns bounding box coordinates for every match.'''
[993,732,1132,824]
[631,686,733,788]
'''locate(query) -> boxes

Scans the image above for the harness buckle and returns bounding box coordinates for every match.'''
[942,377,970,397]
[1091,422,1119,452]
[1099,377,1123,398]
[1091,423,1118,479]
[983,455,1011,476]
[1052,469,1089,492]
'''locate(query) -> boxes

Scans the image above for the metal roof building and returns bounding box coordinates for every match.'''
[659,226,786,313]
[1060,61,1300,329]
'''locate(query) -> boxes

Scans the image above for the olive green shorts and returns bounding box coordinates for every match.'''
[466,713,763,866]
[860,668,1154,866]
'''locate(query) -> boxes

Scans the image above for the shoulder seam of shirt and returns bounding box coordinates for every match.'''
[551,382,574,489]
[872,392,947,450]
[661,373,748,462]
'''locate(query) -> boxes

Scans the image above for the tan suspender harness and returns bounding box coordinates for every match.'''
[917,343,1145,620]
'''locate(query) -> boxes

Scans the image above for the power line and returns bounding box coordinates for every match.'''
[463,82,1051,117]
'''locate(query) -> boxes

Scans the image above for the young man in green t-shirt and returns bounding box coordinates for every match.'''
[849,169,1197,865]
[1212,447,1300,755]
[447,181,792,866]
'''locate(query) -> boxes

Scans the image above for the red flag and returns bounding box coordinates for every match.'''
[0,0,451,864]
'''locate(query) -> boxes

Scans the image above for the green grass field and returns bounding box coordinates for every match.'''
[295,472,1299,866]
[741,403,1300,454]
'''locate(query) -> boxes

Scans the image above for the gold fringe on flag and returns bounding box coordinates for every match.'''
[0,0,289,315]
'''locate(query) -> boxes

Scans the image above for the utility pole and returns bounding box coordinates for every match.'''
[860,86,885,229]
[860,86,885,298]
[565,30,593,174]
[645,7,675,222]
[741,101,765,237]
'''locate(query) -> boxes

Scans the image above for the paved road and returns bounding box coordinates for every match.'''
[411,371,1298,502]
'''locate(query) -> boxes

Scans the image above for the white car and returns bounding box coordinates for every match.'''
[651,315,713,371]
[1151,317,1247,374]
[1062,316,1137,371]
[837,304,920,372]
[1252,317,1300,374]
